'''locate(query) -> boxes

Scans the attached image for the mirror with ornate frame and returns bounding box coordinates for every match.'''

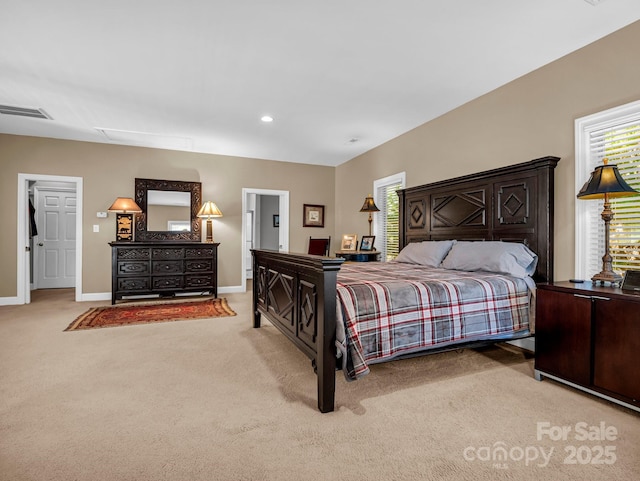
[134,178,202,241]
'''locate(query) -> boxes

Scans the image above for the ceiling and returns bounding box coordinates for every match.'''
[1,1,640,167]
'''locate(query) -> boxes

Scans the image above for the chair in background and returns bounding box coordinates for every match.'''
[308,236,331,256]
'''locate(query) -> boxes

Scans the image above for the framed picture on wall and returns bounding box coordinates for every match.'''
[303,204,325,227]
[360,235,375,251]
[341,234,358,251]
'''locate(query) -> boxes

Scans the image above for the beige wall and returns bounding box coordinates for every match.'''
[2,21,640,300]
[0,137,335,297]
[336,20,640,282]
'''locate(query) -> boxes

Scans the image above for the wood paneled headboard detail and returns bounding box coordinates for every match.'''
[398,156,560,283]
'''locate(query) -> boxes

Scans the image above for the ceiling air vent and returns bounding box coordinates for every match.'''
[0,104,52,120]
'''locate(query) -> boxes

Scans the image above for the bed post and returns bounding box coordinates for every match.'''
[315,265,340,413]
[251,249,344,413]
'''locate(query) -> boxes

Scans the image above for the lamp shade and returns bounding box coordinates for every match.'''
[359,195,380,213]
[577,162,637,200]
[107,197,142,213]
[360,194,379,237]
[197,201,223,218]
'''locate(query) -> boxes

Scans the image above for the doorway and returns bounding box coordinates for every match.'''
[32,182,77,289]
[244,193,279,279]
[241,188,289,292]
[17,173,83,304]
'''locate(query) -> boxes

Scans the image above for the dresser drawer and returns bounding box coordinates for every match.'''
[185,275,213,288]
[152,260,183,274]
[117,248,150,260]
[152,276,183,290]
[185,259,212,273]
[151,247,184,260]
[117,277,150,291]
[186,247,215,258]
[117,261,150,276]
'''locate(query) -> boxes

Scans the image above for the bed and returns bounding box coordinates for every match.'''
[252,156,559,412]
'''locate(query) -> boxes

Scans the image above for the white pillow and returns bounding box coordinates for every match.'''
[395,240,456,267]
[440,241,538,278]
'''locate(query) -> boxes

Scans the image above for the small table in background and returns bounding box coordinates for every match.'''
[335,250,381,262]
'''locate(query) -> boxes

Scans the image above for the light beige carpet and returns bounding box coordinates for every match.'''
[0,288,638,481]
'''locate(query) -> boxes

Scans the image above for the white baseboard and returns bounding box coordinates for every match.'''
[80,292,111,302]
[219,285,245,294]
[0,296,21,306]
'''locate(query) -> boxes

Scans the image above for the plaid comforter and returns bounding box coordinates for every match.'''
[335,262,531,380]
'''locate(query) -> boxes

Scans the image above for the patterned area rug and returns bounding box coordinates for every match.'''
[64,298,236,331]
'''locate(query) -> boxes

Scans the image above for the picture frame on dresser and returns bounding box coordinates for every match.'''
[621,269,640,292]
[340,234,358,251]
[360,235,375,251]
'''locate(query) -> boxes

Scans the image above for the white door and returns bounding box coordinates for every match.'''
[35,188,77,288]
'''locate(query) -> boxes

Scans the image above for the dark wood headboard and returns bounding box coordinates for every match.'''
[397,156,560,283]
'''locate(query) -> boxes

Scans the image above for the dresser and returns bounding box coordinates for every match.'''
[110,242,219,304]
[535,281,640,412]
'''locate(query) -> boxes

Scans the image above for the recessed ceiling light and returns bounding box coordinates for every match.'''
[261,115,274,123]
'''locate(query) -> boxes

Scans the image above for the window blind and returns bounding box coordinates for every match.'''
[577,102,640,278]
[604,125,640,272]
[373,172,405,261]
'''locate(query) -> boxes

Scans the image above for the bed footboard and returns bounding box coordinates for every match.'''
[251,249,344,413]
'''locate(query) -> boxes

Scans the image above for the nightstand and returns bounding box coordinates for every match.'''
[535,281,640,412]
[335,250,381,262]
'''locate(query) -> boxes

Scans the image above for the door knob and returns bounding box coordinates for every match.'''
[38,243,44,246]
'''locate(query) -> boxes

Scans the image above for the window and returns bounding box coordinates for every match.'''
[373,172,406,261]
[575,100,640,280]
